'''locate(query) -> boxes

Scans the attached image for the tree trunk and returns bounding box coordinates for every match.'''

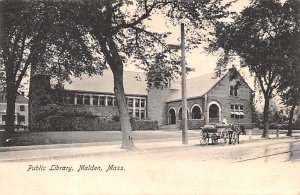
[103,35,134,150]
[28,64,37,130]
[111,67,134,150]
[286,104,296,137]
[4,81,17,143]
[262,97,270,138]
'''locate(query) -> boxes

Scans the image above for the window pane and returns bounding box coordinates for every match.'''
[141,110,145,119]
[84,96,90,105]
[135,109,140,119]
[67,94,75,105]
[230,86,233,95]
[234,88,238,96]
[231,105,234,110]
[99,97,105,106]
[141,99,146,107]
[77,95,83,105]
[18,115,25,122]
[113,97,117,106]
[107,97,113,106]
[20,105,25,111]
[128,98,133,107]
[93,96,98,106]
[240,105,243,110]
[128,109,133,117]
[135,99,140,107]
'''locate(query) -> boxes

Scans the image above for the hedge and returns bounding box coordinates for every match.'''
[33,116,158,131]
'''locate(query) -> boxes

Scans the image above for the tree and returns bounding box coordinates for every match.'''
[70,0,232,149]
[210,0,299,138]
[277,0,300,136]
[0,0,96,142]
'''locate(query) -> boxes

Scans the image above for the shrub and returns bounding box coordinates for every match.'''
[111,115,120,122]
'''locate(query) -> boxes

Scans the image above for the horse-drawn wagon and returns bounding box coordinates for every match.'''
[199,124,241,145]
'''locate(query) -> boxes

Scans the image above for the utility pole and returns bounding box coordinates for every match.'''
[181,23,188,145]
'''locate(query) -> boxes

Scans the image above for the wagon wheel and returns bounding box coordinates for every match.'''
[231,132,238,145]
[199,130,208,145]
[211,133,218,144]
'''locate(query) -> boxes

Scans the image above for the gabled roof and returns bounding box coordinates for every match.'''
[167,72,225,102]
[63,70,148,96]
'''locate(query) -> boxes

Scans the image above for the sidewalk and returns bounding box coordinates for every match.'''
[0,132,299,162]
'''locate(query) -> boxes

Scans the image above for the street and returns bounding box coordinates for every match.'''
[1,137,300,195]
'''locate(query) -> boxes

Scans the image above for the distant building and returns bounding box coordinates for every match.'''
[0,91,29,126]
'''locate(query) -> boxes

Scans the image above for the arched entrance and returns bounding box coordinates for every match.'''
[168,108,176,125]
[191,105,202,119]
[208,102,221,124]
[178,107,189,121]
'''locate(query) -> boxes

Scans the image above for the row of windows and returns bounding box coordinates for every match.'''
[128,109,146,119]
[67,94,146,108]
[230,104,244,119]
[1,115,26,124]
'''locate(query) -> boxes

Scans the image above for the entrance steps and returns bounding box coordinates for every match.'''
[159,124,179,131]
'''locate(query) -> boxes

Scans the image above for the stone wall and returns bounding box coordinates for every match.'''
[206,73,253,124]
[177,119,205,130]
[147,87,172,125]
[167,97,205,122]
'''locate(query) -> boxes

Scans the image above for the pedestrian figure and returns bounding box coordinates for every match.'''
[222,116,228,125]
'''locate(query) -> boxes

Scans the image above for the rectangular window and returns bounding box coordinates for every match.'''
[231,104,244,119]
[230,86,238,96]
[135,109,140,119]
[2,115,6,122]
[128,109,133,117]
[135,99,140,108]
[18,115,25,123]
[141,110,145,119]
[107,97,113,106]
[99,96,105,106]
[84,96,90,105]
[67,94,75,105]
[77,95,83,105]
[128,98,133,107]
[113,97,117,106]
[141,99,146,108]
[93,96,99,106]
[20,105,25,111]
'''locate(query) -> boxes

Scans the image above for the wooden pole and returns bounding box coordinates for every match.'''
[181,23,188,145]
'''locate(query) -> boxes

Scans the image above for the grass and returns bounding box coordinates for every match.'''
[11,130,199,146]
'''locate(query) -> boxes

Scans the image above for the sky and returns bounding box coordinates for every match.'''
[124,0,255,88]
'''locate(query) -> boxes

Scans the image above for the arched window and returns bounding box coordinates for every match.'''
[209,104,219,118]
[192,106,202,119]
[168,108,176,124]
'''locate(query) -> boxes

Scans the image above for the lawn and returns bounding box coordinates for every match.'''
[11,130,199,146]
